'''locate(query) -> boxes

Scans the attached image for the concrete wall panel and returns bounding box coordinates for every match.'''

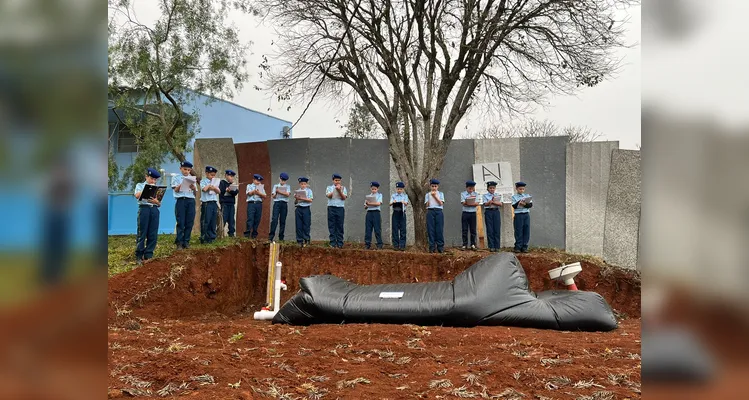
[348,140,391,244]
[565,141,619,256]
[603,150,641,268]
[267,138,310,241]
[519,136,567,248]
[235,142,272,238]
[439,140,476,247]
[307,138,352,243]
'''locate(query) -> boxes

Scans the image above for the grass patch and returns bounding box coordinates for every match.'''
[108,234,249,276]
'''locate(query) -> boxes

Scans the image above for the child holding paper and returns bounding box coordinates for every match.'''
[199,166,221,244]
[482,181,503,252]
[460,180,478,250]
[171,161,197,249]
[511,181,533,253]
[325,173,348,248]
[364,181,383,250]
[134,168,162,264]
[269,172,291,242]
[294,177,314,247]
[390,181,408,250]
[244,174,266,239]
[219,170,239,237]
[424,179,445,253]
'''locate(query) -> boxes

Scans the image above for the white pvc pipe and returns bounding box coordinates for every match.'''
[253,310,278,320]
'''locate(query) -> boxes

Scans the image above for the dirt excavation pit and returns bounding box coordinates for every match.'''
[108,243,642,399]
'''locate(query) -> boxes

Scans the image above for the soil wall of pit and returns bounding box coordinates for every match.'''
[108,243,640,324]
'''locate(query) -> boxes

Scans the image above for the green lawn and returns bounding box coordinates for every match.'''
[108,234,251,276]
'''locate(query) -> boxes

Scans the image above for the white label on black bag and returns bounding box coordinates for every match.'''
[379,292,404,299]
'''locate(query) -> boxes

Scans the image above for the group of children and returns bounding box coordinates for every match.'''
[134,163,534,263]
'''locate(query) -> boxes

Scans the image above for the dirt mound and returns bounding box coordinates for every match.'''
[108,243,268,322]
[108,243,640,325]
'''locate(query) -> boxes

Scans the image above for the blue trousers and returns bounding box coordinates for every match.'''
[484,209,501,250]
[295,206,311,244]
[461,211,477,247]
[221,202,235,237]
[174,197,196,247]
[327,206,345,247]
[136,205,160,260]
[513,212,531,251]
[200,201,218,243]
[391,210,407,249]
[244,201,262,238]
[269,201,288,241]
[426,208,444,252]
[364,210,383,248]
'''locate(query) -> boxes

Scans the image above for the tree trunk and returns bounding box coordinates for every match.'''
[408,185,427,249]
[412,202,427,249]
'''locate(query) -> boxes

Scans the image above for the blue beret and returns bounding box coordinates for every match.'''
[466,180,476,187]
[280,172,289,180]
[298,176,309,183]
[430,179,440,185]
[253,174,264,181]
[205,165,217,173]
[515,181,527,187]
[370,181,380,187]
[180,161,193,168]
[332,173,342,179]
[146,168,161,178]
[395,181,405,188]
[486,181,498,187]
[225,169,236,176]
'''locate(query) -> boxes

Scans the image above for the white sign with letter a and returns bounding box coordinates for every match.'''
[472,162,514,202]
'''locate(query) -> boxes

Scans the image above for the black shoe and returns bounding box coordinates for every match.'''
[136,258,144,265]
[521,249,529,253]
[513,248,521,253]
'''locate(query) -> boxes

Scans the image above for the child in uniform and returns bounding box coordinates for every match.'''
[482,181,503,252]
[134,168,162,263]
[244,174,266,239]
[199,165,221,244]
[269,172,291,242]
[171,161,197,249]
[460,180,479,250]
[325,173,348,248]
[219,169,239,237]
[364,181,383,250]
[294,177,314,247]
[511,181,533,253]
[390,181,408,251]
[424,178,445,253]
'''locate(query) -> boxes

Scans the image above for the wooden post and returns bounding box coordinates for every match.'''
[476,205,485,248]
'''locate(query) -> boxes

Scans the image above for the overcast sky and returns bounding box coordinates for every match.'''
[125,1,642,149]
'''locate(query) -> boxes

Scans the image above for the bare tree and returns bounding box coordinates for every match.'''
[475,118,602,142]
[257,0,636,247]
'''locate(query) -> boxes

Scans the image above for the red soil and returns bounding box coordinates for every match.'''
[108,244,642,399]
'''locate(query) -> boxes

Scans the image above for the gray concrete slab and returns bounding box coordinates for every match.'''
[348,140,391,245]
[438,139,476,247]
[603,150,641,268]
[267,138,310,242]
[518,136,567,249]
[307,138,352,243]
[473,138,521,247]
[565,141,619,256]
[193,138,238,236]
